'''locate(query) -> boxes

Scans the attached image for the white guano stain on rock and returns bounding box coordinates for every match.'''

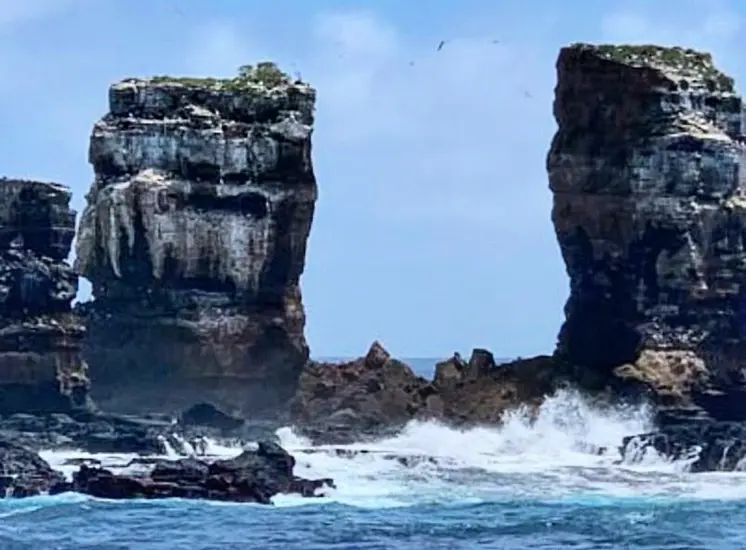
[79,169,285,292]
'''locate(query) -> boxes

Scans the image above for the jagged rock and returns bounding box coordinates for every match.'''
[0,178,88,414]
[289,342,563,443]
[432,352,560,425]
[621,421,746,472]
[289,341,436,443]
[548,43,746,415]
[0,439,65,497]
[74,66,317,417]
[52,440,334,503]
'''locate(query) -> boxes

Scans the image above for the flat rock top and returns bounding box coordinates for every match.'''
[0,178,72,199]
[559,42,735,92]
[113,62,314,97]
[106,62,316,124]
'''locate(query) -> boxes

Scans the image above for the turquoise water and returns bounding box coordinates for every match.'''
[2,494,745,549]
[3,358,745,549]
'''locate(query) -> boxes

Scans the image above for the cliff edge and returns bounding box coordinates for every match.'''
[548,44,746,419]
[75,63,317,416]
[0,178,88,413]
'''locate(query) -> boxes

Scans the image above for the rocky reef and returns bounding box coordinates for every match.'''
[2,437,334,503]
[74,63,317,417]
[290,341,559,444]
[548,44,746,420]
[0,178,88,414]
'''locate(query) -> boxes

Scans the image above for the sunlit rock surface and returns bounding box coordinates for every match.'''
[75,67,317,417]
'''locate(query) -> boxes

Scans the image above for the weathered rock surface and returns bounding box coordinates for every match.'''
[548,44,746,419]
[289,341,561,444]
[0,438,66,497]
[0,178,88,414]
[75,66,317,417]
[51,440,334,503]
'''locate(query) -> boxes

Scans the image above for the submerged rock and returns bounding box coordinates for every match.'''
[548,43,746,416]
[74,65,317,417]
[52,440,334,504]
[0,178,88,414]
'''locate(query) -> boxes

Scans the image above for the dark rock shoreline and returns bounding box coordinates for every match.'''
[2,434,333,504]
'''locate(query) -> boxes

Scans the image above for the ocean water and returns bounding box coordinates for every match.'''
[2,358,746,549]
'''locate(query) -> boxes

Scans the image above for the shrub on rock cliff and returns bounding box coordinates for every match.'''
[238,61,290,87]
[149,61,293,90]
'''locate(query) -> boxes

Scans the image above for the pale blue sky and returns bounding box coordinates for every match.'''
[0,0,743,357]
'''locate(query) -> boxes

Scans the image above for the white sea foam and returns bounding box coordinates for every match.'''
[38,389,746,509]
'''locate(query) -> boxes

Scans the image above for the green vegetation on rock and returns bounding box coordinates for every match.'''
[572,43,734,92]
[146,61,299,91]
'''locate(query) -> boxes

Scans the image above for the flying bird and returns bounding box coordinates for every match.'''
[437,40,446,51]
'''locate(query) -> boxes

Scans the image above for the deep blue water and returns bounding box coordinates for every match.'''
[3,357,746,549]
[2,494,746,549]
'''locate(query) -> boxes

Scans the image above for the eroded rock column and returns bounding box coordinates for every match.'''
[548,44,746,413]
[0,178,88,413]
[75,66,317,417]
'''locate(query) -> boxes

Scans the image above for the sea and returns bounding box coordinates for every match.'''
[2,357,746,550]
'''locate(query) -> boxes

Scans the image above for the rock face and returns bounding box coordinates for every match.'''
[75,65,317,416]
[0,178,88,414]
[548,44,746,417]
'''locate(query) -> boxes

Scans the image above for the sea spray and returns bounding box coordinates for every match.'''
[35,389,746,508]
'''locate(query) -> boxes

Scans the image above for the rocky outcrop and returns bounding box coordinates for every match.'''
[75,64,317,417]
[0,178,88,414]
[0,438,65,497]
[290,342,437,443]
[620,422,746,472]
[289,342,560,443]
[50,441,334,503]
[548,44,746,418]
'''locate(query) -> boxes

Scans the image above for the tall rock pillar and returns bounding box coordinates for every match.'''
[75,64,317,417]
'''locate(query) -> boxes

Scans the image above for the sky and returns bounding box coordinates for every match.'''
[0,0,744,358]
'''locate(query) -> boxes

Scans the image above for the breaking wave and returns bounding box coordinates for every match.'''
[7,389,746,549]
[30,388,746,509]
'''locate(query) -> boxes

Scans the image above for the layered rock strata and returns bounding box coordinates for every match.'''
[548,44,746,418]
[75,64,317,416]
[0,178,88,414]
